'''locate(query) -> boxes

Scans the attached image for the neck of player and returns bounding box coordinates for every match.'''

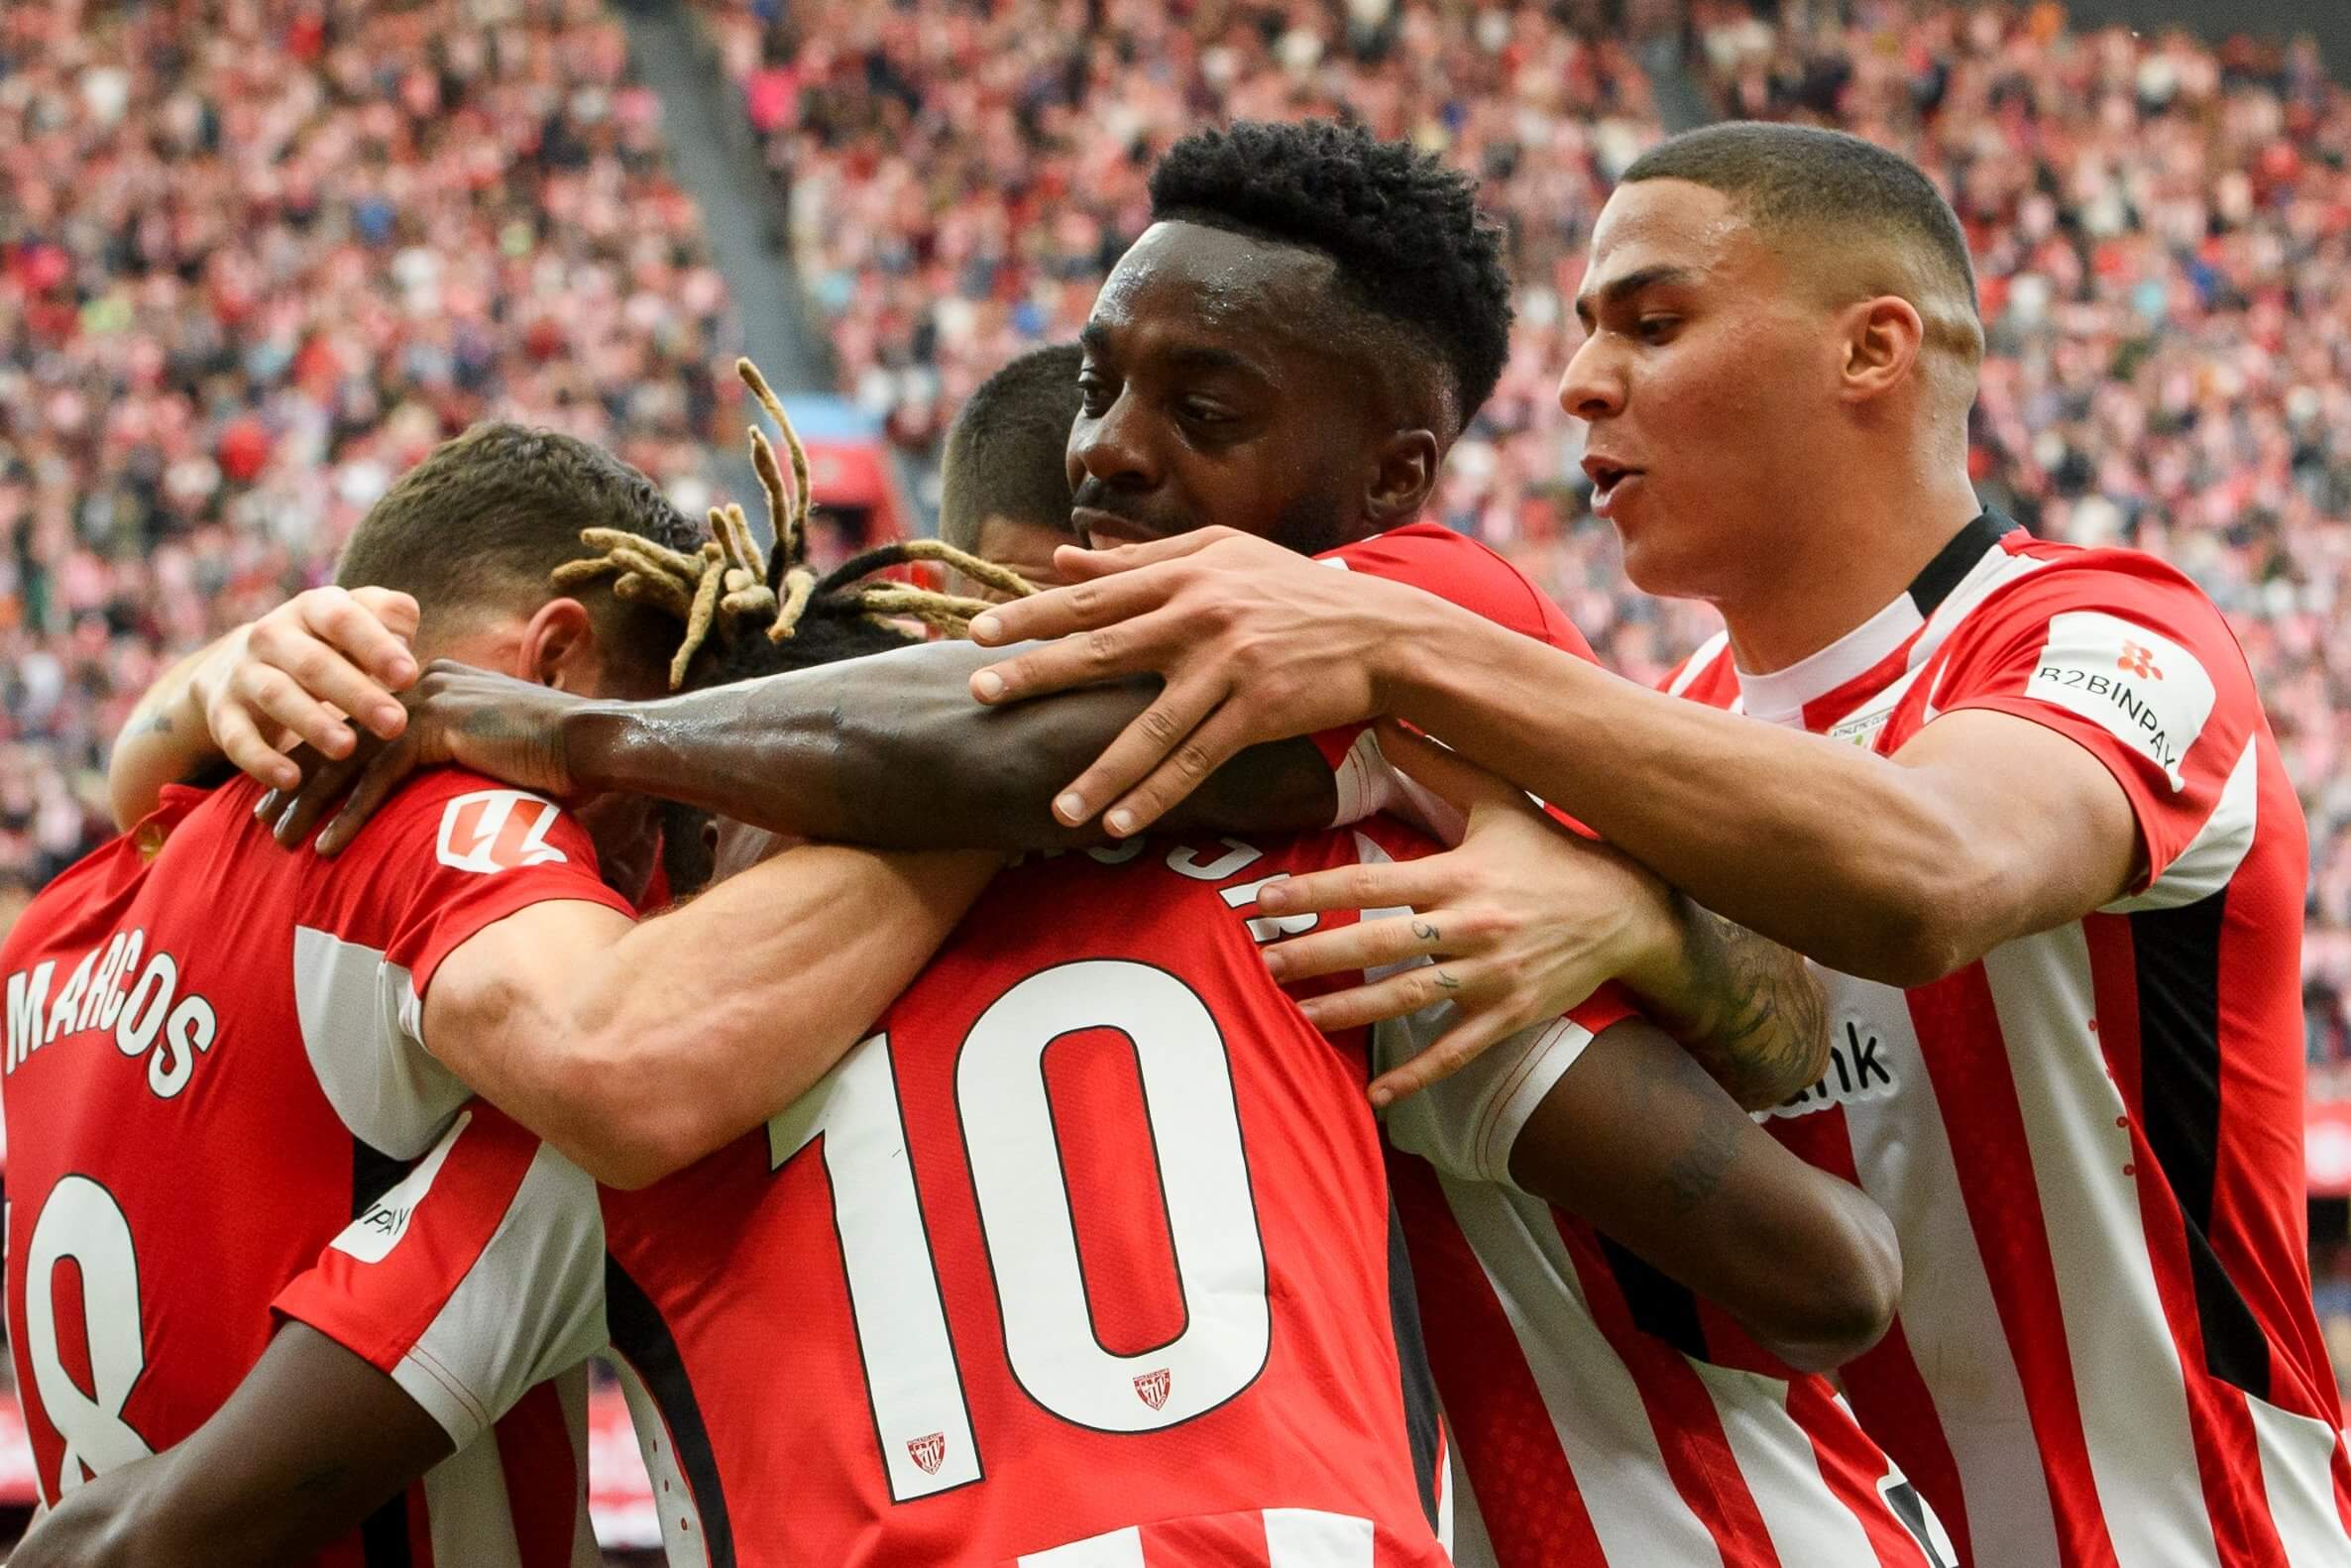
[1717,462,1986,676]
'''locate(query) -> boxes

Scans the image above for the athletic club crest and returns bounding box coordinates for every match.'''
[1133,1369,1172,1411]
[907,1433,948,1475]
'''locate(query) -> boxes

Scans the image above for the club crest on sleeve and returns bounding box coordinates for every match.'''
[2023,612,2215,791]
[1134,1368,1172,1410]
[435,790,569,874]
[906,1433,947,1475]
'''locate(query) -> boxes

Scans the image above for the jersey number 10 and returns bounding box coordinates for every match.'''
[766,958,1272,1503]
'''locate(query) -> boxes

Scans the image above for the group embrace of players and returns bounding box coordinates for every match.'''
[0,115,2336,1568]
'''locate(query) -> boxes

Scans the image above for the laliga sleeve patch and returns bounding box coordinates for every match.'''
[2023,612,2214,791]
[435,790,569,874]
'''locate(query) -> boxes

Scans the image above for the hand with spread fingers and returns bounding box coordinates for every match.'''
[256,660,589,854]
[111,586,421,827]
[1254,721,1681,1107]
[965,526,1442,837]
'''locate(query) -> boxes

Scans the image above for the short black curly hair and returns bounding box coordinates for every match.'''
[1148,119,1513,436]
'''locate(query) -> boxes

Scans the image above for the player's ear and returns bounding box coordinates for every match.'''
[1838,294,1925,405]
[517,597,599,693]
[1366,428,1440,525]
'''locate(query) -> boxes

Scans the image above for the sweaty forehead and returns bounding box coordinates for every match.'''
[1088,220,1345,357]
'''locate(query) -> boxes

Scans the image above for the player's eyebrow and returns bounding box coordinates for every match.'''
[1575,265,1699,329]
[1162,342,1264,380]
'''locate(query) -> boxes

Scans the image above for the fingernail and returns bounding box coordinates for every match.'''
[1257,883,1289,911]
[972,669,1005,701]
[1368,1084,1395,1110]
[1105,808,1136,837]
[1054,792,1086,824]
[389,658,416,683]
[375,705,404,730]
[1296,999,1325,1025]
[1262,950,1288,979]
[970,614,1001,643]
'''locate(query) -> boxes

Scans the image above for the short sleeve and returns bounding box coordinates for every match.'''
[1922,562,2262,903]
[1378,1006,1615,1189]
[274,1100,612,1450]
[1312,525,1599,828]
[361,783,637,998]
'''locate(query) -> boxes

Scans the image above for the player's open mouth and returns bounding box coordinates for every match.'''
[1581,458,1642,516]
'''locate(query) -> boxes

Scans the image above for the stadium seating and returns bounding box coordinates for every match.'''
[0,0,738,907]
[713,0,2351,1075]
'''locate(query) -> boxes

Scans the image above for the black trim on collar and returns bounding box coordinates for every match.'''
[1907,510,2018,616]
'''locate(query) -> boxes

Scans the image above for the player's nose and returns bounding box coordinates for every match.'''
[1067,387,1162,495]
[1558,335,1626,423]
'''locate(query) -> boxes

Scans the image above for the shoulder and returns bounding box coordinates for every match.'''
[1659,627,1736,705]
[331,770,599,881]
[1318,522,1595,659]
[1956,538,2240,651]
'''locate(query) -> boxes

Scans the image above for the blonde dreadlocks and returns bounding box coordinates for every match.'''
[552,358,1040,689]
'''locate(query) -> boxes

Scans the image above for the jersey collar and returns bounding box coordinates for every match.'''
[1735,510,2018,725]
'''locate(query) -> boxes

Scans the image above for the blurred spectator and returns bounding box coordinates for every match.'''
[0,0,741,936]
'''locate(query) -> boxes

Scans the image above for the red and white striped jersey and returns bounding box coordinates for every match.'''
[1347,804,1955,1568]
[0,772,634,1567]
[1665,511,2347,1568]
[278,820,1584,1567]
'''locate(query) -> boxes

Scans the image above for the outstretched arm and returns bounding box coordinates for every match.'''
[424,840,999,1187]
[964,529,2145,985]
[8,1325,450,1568]
[266,642,1340,856]
[1260,725,1828,1109]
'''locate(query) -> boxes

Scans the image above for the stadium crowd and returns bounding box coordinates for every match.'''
[0,0,739,932]
[710,0,2351,1071]
[2,0,2348,1124]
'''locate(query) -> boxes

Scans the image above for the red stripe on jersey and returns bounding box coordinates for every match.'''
[1551,1219,1780,1568]
[1908,965,2116,1568]
[496,1382,582,1568]
[1799,629,1925,734]
[1783,1378,1931,1568]
[1384,1156,1609,1567]
[1790,1125,1972,1568]
[403,1480,436,1568]
[273,1110,543,1379]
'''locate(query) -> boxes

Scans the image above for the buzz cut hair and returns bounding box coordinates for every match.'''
[940,343,1083,552]
[1622,122,1984,368]
[1148,119,1513,438]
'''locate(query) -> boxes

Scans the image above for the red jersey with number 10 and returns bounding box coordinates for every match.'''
[273,818,1603,1566]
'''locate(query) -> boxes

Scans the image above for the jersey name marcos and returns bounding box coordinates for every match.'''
[4,926,218,1098]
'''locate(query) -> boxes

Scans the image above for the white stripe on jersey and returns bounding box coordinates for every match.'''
[422,1418,527,1568]
[607,1353,714,1567]
[2245,1393,2351,1568]
[1693,1361,1885,1565]
[1824,971,2063,1560]
[290,925,469,1158]
[1021,1527,1148,1567]
[1437,1174,1728,1566]
[1265,1509,1377,1566]
[1663,630,1731,698]
[557,1369,604,1568]
[2106,738,2260,913]
[1981,928,2220,1568]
